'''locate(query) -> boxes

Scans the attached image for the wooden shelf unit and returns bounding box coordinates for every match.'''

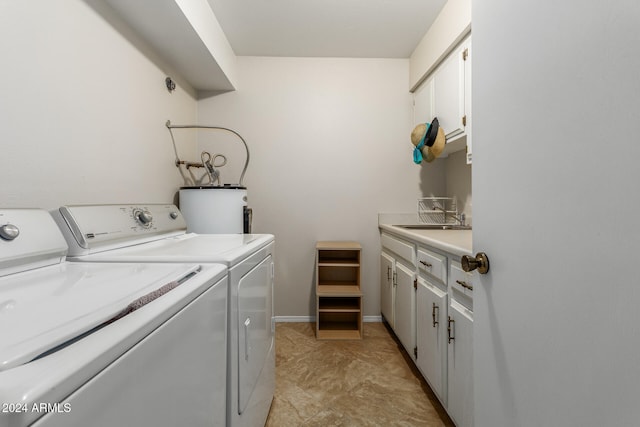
[315,241,363,340]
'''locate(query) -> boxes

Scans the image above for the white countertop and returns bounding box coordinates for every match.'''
[378,213,472,258]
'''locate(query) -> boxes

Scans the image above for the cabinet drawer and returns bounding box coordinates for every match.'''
[417,247,447,283]
[450,261,474,297]
[381,233,415,265]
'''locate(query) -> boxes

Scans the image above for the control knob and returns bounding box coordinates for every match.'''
[134,209,153,227]
[0,224,20,241]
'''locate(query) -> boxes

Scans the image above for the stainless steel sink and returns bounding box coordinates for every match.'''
[393,224,472,231]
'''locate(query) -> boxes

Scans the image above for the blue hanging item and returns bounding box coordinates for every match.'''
[412,122,431,164]
[411,117,440,164]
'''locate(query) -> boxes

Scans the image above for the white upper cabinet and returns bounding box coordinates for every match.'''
[412,35,472,163]
[463,39,472,164]
[433,38,469,141]
[413,77,434,128]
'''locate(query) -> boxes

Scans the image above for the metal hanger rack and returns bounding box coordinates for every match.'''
[166,120,250,187]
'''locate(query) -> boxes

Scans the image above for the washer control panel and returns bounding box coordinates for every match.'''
[56,204,187,254]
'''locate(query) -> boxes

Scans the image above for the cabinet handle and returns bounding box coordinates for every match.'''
[419,260,432,268]
[432,303,439,327]
[448,316,455,343]
[393,271,397,287]
[456,280,473,291]
[387,266,391,280]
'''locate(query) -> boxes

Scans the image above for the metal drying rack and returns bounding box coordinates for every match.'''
[417,197,458,224]
[166,120,250,187]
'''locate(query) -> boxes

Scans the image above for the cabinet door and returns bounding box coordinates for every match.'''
[416,278,448,405]
[434,42,467,140]
[413,77,434,125]
[464,38,472,164]
[380,251,395,328]
[447,299,473,427]
[394,261,415,357]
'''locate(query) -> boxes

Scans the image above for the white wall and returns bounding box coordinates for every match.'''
[198,56,446,317]
[0,1,196,210]
[445,149,472,223]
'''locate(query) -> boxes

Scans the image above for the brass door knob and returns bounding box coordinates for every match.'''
[461,252,490,274]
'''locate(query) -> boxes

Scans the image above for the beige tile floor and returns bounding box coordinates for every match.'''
[265,322,454,426]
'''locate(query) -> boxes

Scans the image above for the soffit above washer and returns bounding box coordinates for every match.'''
[206,0,447,58]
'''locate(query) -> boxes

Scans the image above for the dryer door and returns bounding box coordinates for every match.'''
[237,254,273,414]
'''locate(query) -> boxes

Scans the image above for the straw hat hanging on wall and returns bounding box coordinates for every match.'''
[427,126,445,162]
[411,117,446,163]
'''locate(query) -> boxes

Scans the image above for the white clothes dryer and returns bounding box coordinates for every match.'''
[53,204,275,427]
[0,209,227,427]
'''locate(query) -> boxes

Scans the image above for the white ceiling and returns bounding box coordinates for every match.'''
[206,0,447,58]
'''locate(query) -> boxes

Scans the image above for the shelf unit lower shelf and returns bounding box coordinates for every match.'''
[316,328,362,340]
[316,241,363,340]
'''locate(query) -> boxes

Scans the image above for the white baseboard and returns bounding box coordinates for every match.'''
[275,315,382,323]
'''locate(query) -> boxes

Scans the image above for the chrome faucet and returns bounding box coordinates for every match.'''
[435,207,466,226]
[458,212,466,226]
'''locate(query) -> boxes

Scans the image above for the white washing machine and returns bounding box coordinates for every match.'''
[0,209,227,427]
[52,204,275,427]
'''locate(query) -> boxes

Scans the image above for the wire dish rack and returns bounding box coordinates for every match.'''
[418,197,458,224]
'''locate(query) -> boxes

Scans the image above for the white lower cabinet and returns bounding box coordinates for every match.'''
[416,277,448,405]
[380,233,417,359]
[394,260,416,356]
[447,297,474,427]
[380,252,395,328]
[380,231,473,426]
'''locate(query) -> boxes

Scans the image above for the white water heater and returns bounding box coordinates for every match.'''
[179,186,250,234]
